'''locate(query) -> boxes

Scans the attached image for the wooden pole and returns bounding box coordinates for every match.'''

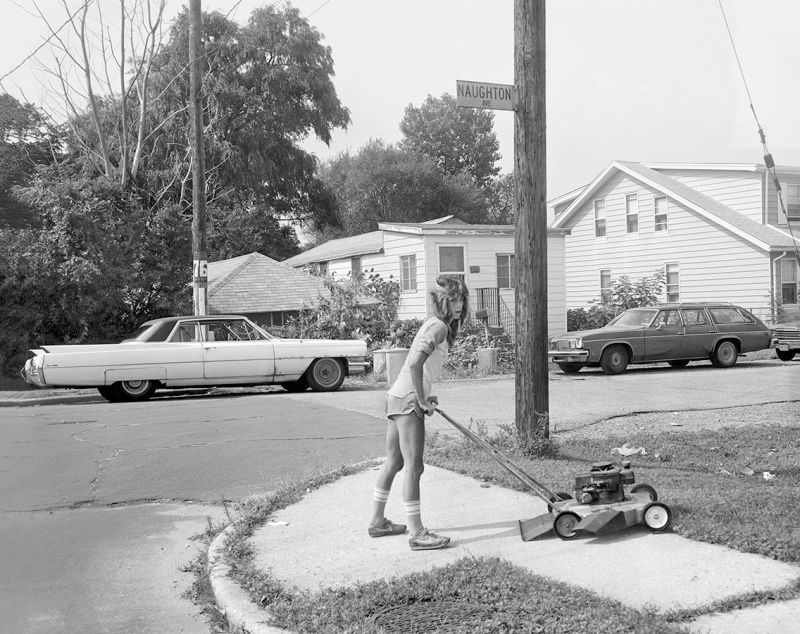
[514,0,549,437]
[189,0,208,316]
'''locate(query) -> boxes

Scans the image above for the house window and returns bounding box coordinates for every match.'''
[625,193,639,233]
[351,256,362,279]
[665,262,680,302]
[600,269,612,304]
[780,258,798,304]
[400,254,417,292]
[438,245,465,278]
[318,262,328,276]
[497,254,515,288]
[655,196,668,232]
[784,183,800,220]
[594,199,606,237]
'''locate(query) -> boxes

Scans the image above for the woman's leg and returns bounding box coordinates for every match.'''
[394,412,426,534]
[370,419,404,526]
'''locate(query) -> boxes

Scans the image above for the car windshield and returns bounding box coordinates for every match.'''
[607,309,657,328]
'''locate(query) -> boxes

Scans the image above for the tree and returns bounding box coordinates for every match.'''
[400,93,501,189]
[144,4,350,225]
[0,95,58,227]
[312,140,488,241]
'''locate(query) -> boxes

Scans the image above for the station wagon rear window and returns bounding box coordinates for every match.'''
[708,307,750,324]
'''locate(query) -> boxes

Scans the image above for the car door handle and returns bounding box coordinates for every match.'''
[204,346,216,351]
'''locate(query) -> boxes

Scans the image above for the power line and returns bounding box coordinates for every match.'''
[717,0,800,265]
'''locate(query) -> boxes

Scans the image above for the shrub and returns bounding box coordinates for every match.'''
[568,270,665,331]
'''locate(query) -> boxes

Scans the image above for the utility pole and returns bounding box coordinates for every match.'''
[189,0,207,315]
[514,0,549,437]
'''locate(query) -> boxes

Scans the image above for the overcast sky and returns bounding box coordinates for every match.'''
[2,0,798,198]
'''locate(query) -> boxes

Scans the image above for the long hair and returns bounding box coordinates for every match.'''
[430,275,470,346]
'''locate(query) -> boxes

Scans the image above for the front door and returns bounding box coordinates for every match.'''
[201,319,275,380]
[644,309,684,360]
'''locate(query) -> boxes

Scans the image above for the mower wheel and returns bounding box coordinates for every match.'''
[553,511,582,540]
[642,502,672,532]
[630,483,657,501]
[547,491,573,513]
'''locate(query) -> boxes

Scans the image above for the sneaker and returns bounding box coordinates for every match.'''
[408,527,451,551]
[368,518,407,538]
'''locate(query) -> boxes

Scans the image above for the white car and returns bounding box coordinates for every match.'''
[21,315,369,402]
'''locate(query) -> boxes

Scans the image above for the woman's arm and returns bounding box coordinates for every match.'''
[406,318,448,416]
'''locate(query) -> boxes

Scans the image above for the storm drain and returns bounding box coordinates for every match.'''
[368,601,495,633]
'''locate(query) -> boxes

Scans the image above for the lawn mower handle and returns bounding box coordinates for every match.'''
[434,408,561,505]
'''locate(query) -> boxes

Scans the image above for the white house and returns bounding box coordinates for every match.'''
[549,161,800,321]
[283,216,569,337]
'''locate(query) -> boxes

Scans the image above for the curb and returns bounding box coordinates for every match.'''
[0,394,103,407]
[208,525,289,634]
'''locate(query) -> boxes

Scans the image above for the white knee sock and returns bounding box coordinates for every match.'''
[372,487,390,520]
[404,500,421,527]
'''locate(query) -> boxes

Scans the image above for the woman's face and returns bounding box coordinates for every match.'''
[449,297,464,320]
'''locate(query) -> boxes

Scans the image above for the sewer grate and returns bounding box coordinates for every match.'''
[368,601,494,633]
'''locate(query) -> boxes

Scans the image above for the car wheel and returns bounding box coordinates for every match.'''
[114,380,156,401]
[305,358,345,392]
[280,378,308,392]
[557,363,584,374]
[710,341,738,368]
[553,511,581,540]
[97,386,119,402]
[667,360,690,368]
[776,350,796,362]
[630,483,657,501]
[642,502,672,532]
[600,345,629,375]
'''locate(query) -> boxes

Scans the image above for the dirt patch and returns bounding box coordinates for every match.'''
[558,401,800,440]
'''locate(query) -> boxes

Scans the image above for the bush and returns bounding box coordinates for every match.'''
[567,270,666,332]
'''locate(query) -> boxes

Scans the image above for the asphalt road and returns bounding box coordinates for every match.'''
[0,392,387,634]
[1,358,798,633]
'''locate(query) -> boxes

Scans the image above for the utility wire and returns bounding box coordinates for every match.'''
[718,0,800,267]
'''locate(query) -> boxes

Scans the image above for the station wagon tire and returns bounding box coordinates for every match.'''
[557,363,584,374]
[630,483,657,501]
[711,341,738,368]
[600,345,629,375]
[776,350,796,362]
[280,378,308,392]
[642,502,672,532]
[667,360,690,368]
[114,380,156,401]
[305,358,345,392]
[553,511,582,540]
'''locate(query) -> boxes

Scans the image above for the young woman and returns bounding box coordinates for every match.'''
[368,275,469,551]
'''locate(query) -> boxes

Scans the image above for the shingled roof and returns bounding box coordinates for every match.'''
[208,252,328,313]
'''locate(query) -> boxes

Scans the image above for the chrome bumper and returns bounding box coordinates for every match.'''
[346,358,371,375]
[547,349,590,363]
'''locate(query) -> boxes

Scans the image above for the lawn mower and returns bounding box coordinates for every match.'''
[435,409,673,541]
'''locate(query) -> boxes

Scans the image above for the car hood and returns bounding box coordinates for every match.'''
[772,320,800,330]
[551,325,630,340]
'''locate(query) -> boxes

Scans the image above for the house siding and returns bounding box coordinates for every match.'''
[654,168,763,222]
[765,172,800,234]
[383,231,427,321]
[564,171,773,318]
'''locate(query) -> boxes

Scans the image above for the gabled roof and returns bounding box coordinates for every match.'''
[282,230,384,267]
[551,160,798,251]
[208,252,327,313]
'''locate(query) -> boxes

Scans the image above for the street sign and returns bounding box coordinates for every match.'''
[456,80,516,111]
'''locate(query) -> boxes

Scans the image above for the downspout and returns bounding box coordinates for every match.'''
[772,251,788,321]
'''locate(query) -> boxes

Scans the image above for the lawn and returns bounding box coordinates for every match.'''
[181,401,800,633]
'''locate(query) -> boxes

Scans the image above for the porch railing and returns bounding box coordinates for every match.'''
[475,287,515,341]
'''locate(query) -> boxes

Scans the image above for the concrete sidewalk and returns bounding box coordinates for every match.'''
[234,465,800,634]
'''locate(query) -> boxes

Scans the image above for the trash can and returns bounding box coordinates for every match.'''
[372,349,388,378]
[384,348,409,385]
[477,347,498,372]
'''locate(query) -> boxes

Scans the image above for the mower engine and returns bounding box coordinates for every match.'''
[573,460,635,505]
